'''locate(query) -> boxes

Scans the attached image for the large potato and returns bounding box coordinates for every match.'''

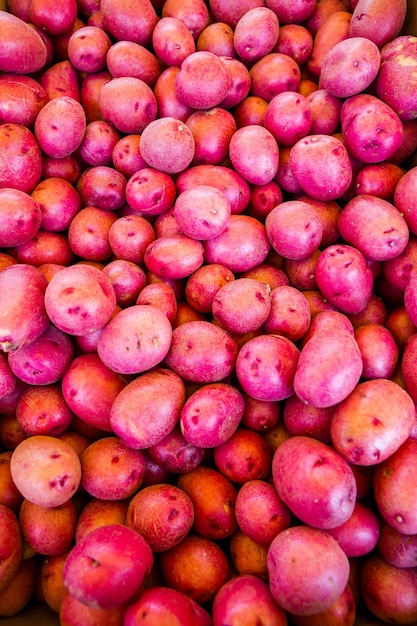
[0,12,47,74]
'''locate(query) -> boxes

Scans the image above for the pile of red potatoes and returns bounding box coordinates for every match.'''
[1,0,417,624]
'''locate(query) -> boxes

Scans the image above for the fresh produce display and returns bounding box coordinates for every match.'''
[1,0,417,625]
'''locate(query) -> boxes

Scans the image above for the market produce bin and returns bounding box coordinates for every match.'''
[1,1,417,625]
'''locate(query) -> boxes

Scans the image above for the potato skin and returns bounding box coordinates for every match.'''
[0,12,47,74]
[349,0,407,48]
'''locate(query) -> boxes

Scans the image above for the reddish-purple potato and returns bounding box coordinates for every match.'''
[212,278,271,335]
[307,88,342,135]
[98,76,157,134]
[68,207,118,262]
[376,35,417,121]
[34,97,86,159]
[185,107,237,166]
[267,526,350,616]
[162,0,210,39]
[147,425,204,474]
[283,394,334,443]
[124,586,211,626]
[0,12,48,74]
[349,0,407,48]
[154,66,194,121]
[175,51,232,109]
[264,285,311,342]
[139,117,195,174]
[0,188,41,248]
[331,378,415,466]
[44,264,116,336]
[110,368,185,449]
[236,334,300,402]
[0,74,47,127]
[218,56,252,108]
[100,0,158,46]
[126,167,177,216]
[272,435,357,529]
[78,120,120,168]
[185,263,235,313]
[31,177,82,233]
[274,24,314,66]
[67,26,111,73]
[233,8,280,63]
[377,520,417,568]
[174,185,231,240]
[106,41,161,86]
[249,52,301,102]
[152,16,196,67]
[266,200,323,260]
[144,233,204,279]
[0,123,43,193]
[325,500,380,557]
[354,322,399,380]
[228,124,279,185]
[264,91,312,146]
[394,166,417,235]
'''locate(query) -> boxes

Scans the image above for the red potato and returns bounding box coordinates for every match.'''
[361,554,417,624]
[177,164,251,215]
[0,188,41,247]
[0,123,42,193]
[63,524,153,609]
[0,504,22,593]
[139,117,195,174]
[147,425,204,474]
[218,56,252,109]
[404,275,417,327]
[59,592,125,626]
[76,166,126,211]
[102,259,147,307]
[68,207,118,261]
[382,237,417,293]
[98,76,157,134]
[112,134,147,178]
[266,0,316,23]
[127,483,194,551]
[97,304,172,375]
[41,155,82,186]
[376,35,417,122]
[377,520,417,568]
[0,74,47,127]
[126,167,177,216]
[185,107,236,166]
[110,368,185,449]
[0,556,37,618]
[175,51,232,110]
[204,214,271,272]
[44,264,116,336]
[289,134,352,201]
[19,498,76,556]
[331,378,415,466]
[340,94,404,164]
[75,498,128,542]
[174,185,231,240]
[267,526,350,616]
[214,427,272,484]
[10,435,81,507]
[39,59,80,102]
[264,91,312,146]
[166,320,238,383]
[248,180,283,221]
[78,120,121,168]
[273,24,313,66]
[152,17,196,67]
[154,66,194,121]
[319,36,381,98]
[180,382,244,448]
[162,0,210,39]
[234,94,268,128]
[338,194,409,262]
[354,322,399,379]
[233,8,279,63]
[235,479,291,546]
[108,215,155,265]
[100,0,158,46]
[265,200,322,260]
[355,162,405,201]
[236,334,300,402]
[307,10,352,77]
[325,500,380,557]
[288,585,356,626]
[249,52,301,101]
[212,278,271,335]
[394,166,417,235]
[349,0,407,47]
[67,26,111,73]
[80,437,145,500]
[177,465,238,540]
[0,12,48,74]
[34,97,86,160]
[106,41,161,86]
[62,353,126,432]
[124,586,211,626]
[306,88,342,135]
[137,282,178,322]
[294,330,363,408]
[144,234,204,279]
[302,310,355,343]
[31,177,82,233]
[185,263,234,313]
[373,438,417,535]
[209,0,265,28]
[0,264,49,353]
[315,244,374,314]
[80,70,112,124]
[0,451,23,512]
[29,0,77,35]
[16,384,73,437]
[12,229,75,267]
[283,394,335,443]
[272,435,357,529]
[197,21,236,57]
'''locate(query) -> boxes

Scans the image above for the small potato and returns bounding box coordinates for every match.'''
[139,117,195,174]
[68,26,112,73]
[174,185,231,241]
[265,200,323,260]
[144,234,204,279]
[34,97,86,159]
[331,379,415,466]
[338,194,409,261]
[126,167,176,216]
[106,41,161,86]
[263,285,311,342]
[325,501,380,558]
[233,7,279,63]
[98,77,157,134]
[0,12,48,74]
[249,52,301,102]
[341,93,404,164]
[175,51,232,109]
[100,0,158,46]
[152,16,196,67]
[0,188,41,248]
[0,123,42,193]
[10,435,81,507]
[272,435,357,530]
[0,75,47,127]
[320,36,381,98]
[349,0,407,48]
[264,91,312,146]
[394,166,417,235]
[376,35,417,122]
[307,10,352,77]
[212,278,271,335]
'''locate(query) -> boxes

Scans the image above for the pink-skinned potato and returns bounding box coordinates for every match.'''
[404,276,417,327]
[100,0,158,46]
[267,526,350,616]
[124,586,212,626]
[272,435,357,529]
[0,556,37,618]
[10,435,82,507]
[63,524,154,609]
[373,438,417,535]
[349,0,407,48]
[0,74,47,127]
[0,264,49,353]
[34,96,86,160]
[59,591,125,626]
[293,330,363,408]
[0,188,42,248]
[325,500,380,558]
[110,368,185,449]
[0,504,22,593]
[0,123,43,193]
[0,12,48,74]
[212,574,287,626]
[306,10,352,77]
[402,333,417,403]
[376,35,417,122]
